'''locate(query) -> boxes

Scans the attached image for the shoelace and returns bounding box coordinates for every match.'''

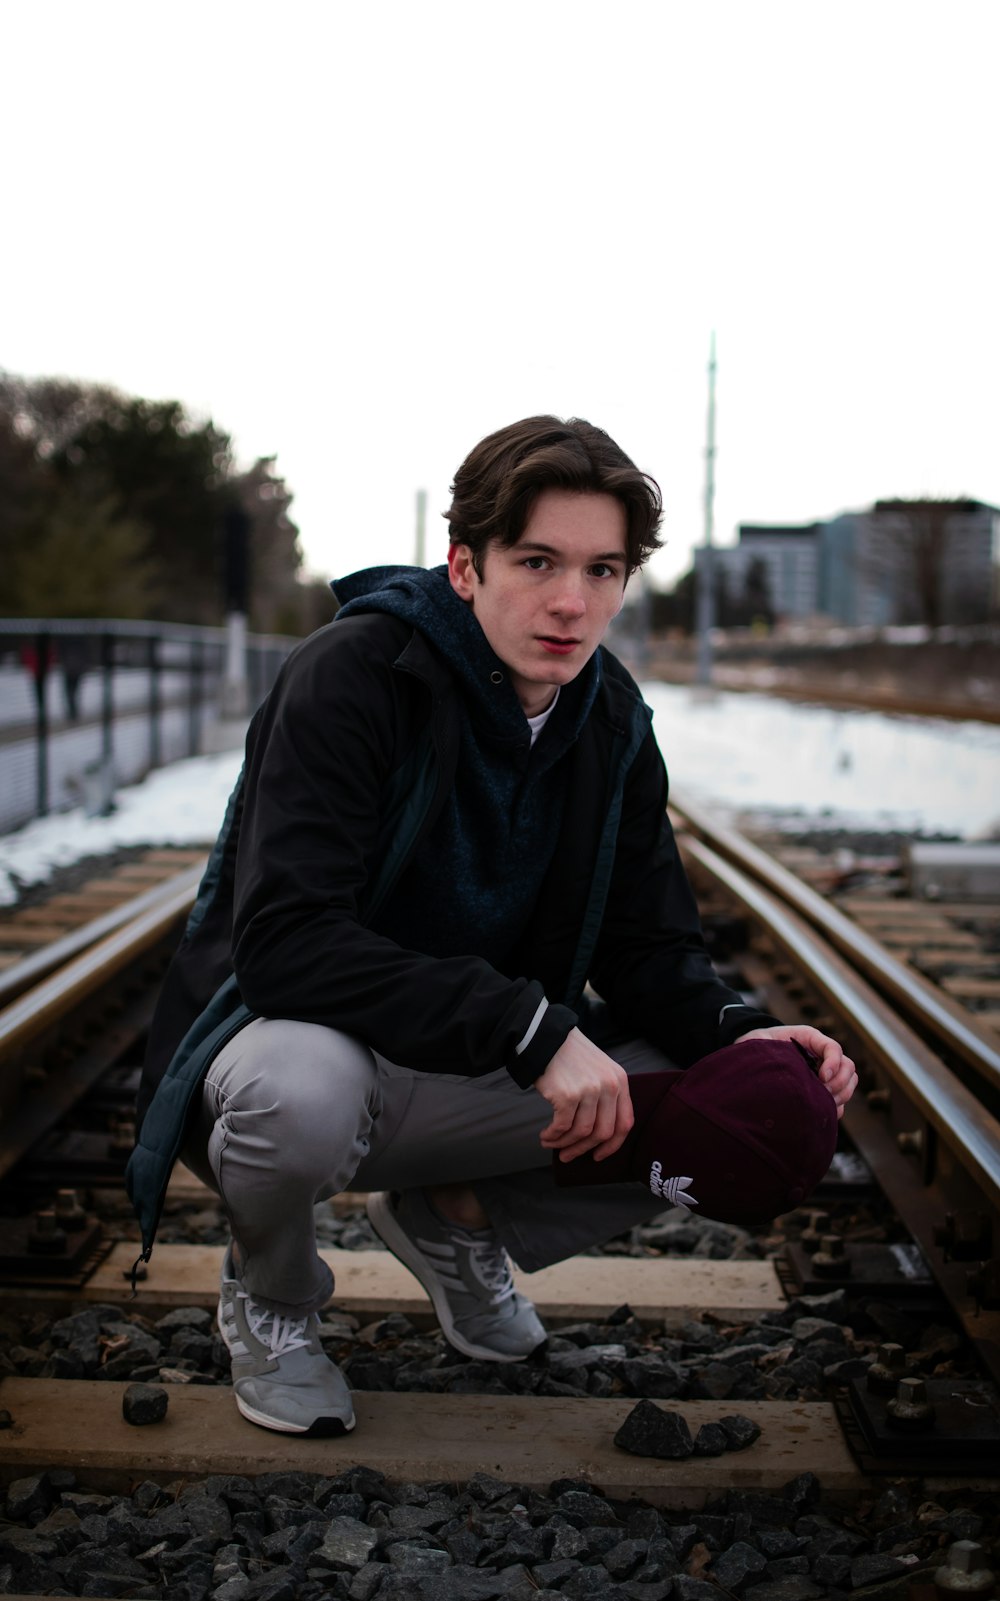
[238,1289,312,1357]
[468,1239,515,1302]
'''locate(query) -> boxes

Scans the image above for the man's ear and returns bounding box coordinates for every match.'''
[447,543,478,603]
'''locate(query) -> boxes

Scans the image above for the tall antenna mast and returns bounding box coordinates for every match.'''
[414,488,427,567]
[695,331,717,686]
[704,329,717,548]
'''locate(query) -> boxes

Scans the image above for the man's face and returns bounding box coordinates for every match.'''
[447,488,628,717]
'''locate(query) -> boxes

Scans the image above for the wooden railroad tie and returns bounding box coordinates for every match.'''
[940,976,1000,1002]
[68,1243,788,1329]
[910,949,1000,974]
[0,1377,865,1503]
[837,896,1000,924]
[873,928,980,950]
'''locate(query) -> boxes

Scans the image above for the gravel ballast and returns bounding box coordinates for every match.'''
[2,1198,997,1599]
[2,1465,997,1600]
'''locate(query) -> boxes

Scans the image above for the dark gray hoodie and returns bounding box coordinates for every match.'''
[335,564,600,970]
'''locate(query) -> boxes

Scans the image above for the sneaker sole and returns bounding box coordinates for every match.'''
[233,1390,356,1436]
[218,1295,356,1436]
[366,1191,542,1364]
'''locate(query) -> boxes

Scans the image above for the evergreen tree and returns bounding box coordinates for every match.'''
[5,493,159,617]
[0,372,314,629]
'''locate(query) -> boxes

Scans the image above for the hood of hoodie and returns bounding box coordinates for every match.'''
[332,563,600,750]
[332,564,601,969]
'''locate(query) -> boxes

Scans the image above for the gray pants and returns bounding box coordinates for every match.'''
[182,1018,673,1315]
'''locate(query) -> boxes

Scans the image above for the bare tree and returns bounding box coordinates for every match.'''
[869,499,988,626]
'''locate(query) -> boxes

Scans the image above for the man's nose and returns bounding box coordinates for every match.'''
[549,580,587,618]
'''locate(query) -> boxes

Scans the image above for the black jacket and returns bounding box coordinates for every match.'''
[127,604,777,1256]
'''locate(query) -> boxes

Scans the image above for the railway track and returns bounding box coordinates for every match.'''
[675,798,1000,1331]
[0,849,208,1007]
[1,816,999,1597]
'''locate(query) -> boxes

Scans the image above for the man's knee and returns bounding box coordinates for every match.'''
[206,1018,380,1140]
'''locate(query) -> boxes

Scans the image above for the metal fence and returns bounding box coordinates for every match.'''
[0,619,297,834]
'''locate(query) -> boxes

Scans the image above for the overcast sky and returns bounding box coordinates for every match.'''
[3,1,997,590]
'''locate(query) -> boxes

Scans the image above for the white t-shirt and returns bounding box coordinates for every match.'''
[526,688,560,747]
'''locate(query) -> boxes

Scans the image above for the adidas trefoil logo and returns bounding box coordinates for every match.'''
[649,1161,698,1208]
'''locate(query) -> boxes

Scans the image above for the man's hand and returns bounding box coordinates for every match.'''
[535,1028,634,1163]
[736,1024,858,1119]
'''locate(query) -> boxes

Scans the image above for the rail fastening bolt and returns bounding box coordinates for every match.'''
[866,1342,908,1395]
[897,1128,925,1156]
[800,1210,830,1254]
[27,1210,68,1256]
[934,1538,996,1594]
[886,1376,935,1431]
[54,1189,87,1229]
[812,1234,852,1279]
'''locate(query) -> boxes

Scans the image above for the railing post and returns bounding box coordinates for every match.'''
[86,630,116,815]
[32,629,51,818]
[188,638,203,757]
[147,633,161,770]
[100,632,114,772]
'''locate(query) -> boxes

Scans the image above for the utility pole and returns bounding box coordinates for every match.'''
[221,502,251,719]
[695,331,717,687]
[415,488,427,567]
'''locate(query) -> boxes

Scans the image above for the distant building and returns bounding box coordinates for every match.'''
[707,501,998,626]
[821,500,998,627]
[711,524,821,620]
[820,513,888,627]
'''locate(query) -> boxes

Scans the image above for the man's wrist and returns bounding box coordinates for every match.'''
[506,1002,578,1088]
[717,1002,784,1048]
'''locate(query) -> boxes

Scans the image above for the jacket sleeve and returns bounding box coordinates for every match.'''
[588,725,781,1065]
[230,621,575,1083]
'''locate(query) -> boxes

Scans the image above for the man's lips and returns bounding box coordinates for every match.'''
[537,636,580,655]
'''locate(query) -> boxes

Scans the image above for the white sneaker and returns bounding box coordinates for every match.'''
[367,1189,547,1363]
[217,1245,355,1435]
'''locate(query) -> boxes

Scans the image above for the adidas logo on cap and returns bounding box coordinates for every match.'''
[649,1161,698,1209]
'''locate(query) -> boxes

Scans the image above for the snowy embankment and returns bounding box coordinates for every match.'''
[0,750,244,906]
[644,683,1000,839]
[1,687,998,906]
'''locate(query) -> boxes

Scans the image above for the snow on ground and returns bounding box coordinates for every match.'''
[643,683,1000,838]
[0,748,244,905]
[1,687,999,906]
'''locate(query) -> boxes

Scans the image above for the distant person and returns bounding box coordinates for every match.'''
[127,416,856,1436]
[59,636,90,722]
[19,638,55,701]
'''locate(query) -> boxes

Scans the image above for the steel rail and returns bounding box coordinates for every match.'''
[0,877,198,1062]
[681,835,1000,1212]
[672,788,1000,1095]
[0,861,206,1009]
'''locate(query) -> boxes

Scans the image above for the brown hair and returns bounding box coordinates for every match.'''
[444,415,663,576]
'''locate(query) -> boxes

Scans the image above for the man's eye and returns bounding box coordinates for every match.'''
[591,564,618,579]
[523,556,548,570]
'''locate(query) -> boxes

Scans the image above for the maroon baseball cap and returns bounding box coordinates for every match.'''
[553,1038,838,1223]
